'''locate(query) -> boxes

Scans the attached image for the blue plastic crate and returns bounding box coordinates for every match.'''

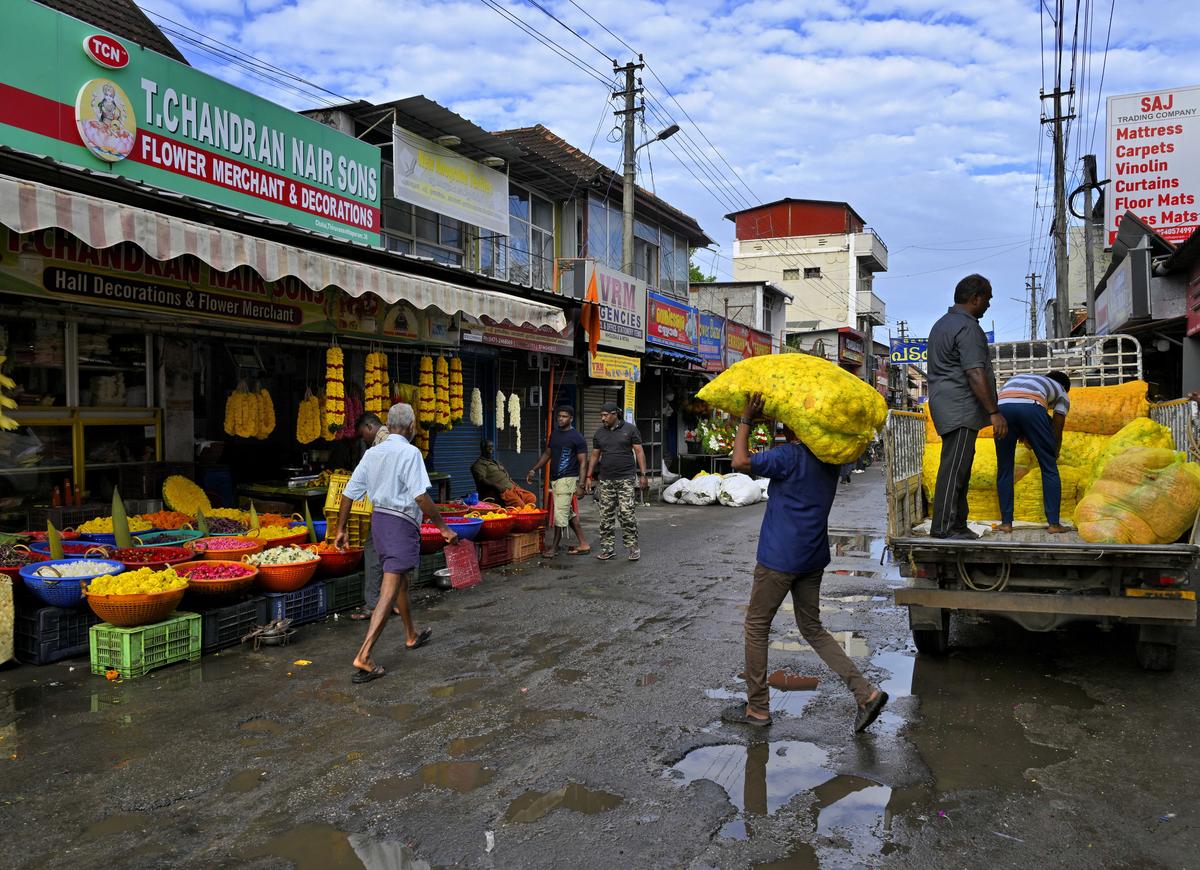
[194,596,269,653]
[15,605,101,665]
[262,582,327,626]
[323,571,365,614]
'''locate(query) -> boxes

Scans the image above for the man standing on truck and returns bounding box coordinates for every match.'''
[927,274,1008,539]
[723,392,888,733]
[995,371,1072,534]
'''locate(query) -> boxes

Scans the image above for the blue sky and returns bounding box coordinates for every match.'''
[138,0,1200,340]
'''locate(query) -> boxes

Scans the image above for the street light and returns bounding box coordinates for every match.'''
[637,123,679,151]
[624,124,681,276]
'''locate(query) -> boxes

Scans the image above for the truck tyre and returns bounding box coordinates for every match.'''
[911,609,950,656]
[1135,641,1177,672]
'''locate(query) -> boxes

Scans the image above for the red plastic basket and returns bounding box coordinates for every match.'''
[246,529,309,549]
[108,546,195,571]
[193,537,263,561]
[303,545,365,577]
[250,556,320,593]
[511,510,549,533]
[474,515,514,540]
[420,525,449,555]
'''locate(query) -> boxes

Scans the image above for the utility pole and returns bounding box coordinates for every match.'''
[896,320,910,409]
[1042,84,1075,339]
[616,57,644,279]
[1026,273,1040,339]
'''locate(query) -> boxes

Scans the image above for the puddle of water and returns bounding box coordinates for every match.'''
[429,677,489,698]
[225,769,267,793]
[82,813,152,838]
[369,761,494,801]
[872,651,915,698]
[705,686,816,718]
[247,822,429,870]
[464,600,497,610]
[447,732,499,758]
[754,842,820,869]
[771,630,869,657]
[768,671,819,692]
[828,571,879,579]
[670,742,901,865]
[239,718,285,735]
[827,532,885,561]
[504,782,623,823]
[719,818,750,840]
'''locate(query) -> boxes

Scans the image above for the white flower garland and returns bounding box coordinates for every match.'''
[469,387,484,426]
[496,391,506,431]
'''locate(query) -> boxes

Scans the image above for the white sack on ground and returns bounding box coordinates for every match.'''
[719,473,762,507]
[682,475,721,505]
[662,478,690,504]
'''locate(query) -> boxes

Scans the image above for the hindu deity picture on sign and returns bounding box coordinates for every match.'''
[75,78,137,162]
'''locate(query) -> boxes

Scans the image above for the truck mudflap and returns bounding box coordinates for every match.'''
[894,587,1197,625]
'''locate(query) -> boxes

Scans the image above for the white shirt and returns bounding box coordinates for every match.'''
[342,434,431,527]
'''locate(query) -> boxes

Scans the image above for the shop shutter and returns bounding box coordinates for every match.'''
[430,353,489,500]
[580,383,624,447]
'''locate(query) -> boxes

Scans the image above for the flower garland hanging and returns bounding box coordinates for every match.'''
[434,355,452,430]
[319,392,336,440]
[469,387,484,427]
[449,357,464,423]
[507,391,522,453]
[296,389,321,444]
[496,390,506,431]
[364,351,389,415]
[418,356,436,430]
[324,346,345,432]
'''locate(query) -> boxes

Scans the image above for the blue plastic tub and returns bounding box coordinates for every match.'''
[30,541,114,558]
[19,558,126,608]
[133,530,204,547]
[80,529,162,546]
[289,520,328,540]
[445,516,483,542]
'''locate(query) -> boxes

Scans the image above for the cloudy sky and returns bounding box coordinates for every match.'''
[139,0,1200,340]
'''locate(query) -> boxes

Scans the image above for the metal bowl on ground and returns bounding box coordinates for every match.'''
[433,568,453,590]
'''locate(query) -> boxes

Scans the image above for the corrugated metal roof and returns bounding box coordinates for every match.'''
[37,0,188,64]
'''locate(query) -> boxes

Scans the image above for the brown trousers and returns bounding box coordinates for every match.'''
[744,564,873,714]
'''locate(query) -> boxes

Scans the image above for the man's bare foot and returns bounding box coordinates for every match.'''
[1047,523,1070,534]
[353,657,375,673]
[996,523,1013,533]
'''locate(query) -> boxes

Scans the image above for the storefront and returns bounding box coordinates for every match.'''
[641,291,703,477]
[838,328,866,375]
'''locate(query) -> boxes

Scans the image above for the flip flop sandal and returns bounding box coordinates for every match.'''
[854,691,889,733]
[405,627,433,651]
[352,665,386,684]
[349,608,371,621]
[595,551,614,561]
[720,703,772,727]
[567,546,591,556]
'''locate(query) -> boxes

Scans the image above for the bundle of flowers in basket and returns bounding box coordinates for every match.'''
[245,545,320,592]
[84,566,188,627]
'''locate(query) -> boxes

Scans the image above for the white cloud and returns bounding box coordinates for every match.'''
[153,0,1200,340]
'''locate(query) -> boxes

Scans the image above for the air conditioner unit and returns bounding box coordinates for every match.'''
[527,386,543,407]
[527,352,550,371]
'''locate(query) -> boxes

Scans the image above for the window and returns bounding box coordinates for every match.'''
[481,183,554,290]
[804,267,821,279]
[763,308,773,334]
[782,268,800,281]
[380,163,464,266]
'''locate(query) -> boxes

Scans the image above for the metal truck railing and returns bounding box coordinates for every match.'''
[990,334,1142,386]
[884,410,926,541]
[1151,399,1200,463]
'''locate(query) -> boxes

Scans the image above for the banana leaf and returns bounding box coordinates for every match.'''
[303,501,317,544]
[112,489,132,549]
[47,521,64,560]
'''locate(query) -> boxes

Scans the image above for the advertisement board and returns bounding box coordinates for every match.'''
[724,321,751,367]
[646,290,699,356]
[392,125,509,238]
[749,328,773,358]
[586,262,646,354]
[698,313,724,372]
[588,350,641,383]
[461,317,574,355]
[1106,84,1200,246]
[889,331,996,365]
[0,0,381,245]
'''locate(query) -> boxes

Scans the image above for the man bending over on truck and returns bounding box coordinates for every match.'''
[724,392,887,733]
[994,370,1072,534]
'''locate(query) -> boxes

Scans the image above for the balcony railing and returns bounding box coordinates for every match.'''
[854,229,888,272]
[857,290,886,326]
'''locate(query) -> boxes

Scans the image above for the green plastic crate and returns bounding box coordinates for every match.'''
[89,612,202,679]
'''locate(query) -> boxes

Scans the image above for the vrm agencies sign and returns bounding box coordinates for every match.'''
[0,0,380,245]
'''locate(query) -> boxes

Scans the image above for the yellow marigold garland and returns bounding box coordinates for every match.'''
[449,357,464,423]
[324,346,345,431]
[435,355,451,430]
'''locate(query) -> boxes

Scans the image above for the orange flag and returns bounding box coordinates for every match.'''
[581,268,601,359]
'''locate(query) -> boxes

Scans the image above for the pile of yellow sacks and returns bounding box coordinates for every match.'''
[1075,447,1200,544]
[921,380,1199,536]
[697,353,887,465]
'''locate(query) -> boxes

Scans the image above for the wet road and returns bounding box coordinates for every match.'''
[2,467,1198,868]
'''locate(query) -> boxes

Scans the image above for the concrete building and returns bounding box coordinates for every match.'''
[688,280,792,352]
[725,198,888,381]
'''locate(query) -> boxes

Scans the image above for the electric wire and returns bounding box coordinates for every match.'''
[520,0,615,64]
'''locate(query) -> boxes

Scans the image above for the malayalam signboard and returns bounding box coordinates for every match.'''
[1106,85,1200,246]
[698,313,724,372]
[646,291,699,356]
[392,125,509,238]
[0,0,381,246]
[588,350,641,383]
[889,331,995,365]
[587,262,646,354]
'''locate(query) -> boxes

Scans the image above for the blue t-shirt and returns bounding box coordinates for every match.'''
[547,428,588,480]
[750,442,838,574]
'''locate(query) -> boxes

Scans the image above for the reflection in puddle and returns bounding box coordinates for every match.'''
[239,718,285,735]
[873,651,915,698]
[705,686,816,718]
[828,571,879,579]
[504,782,623,822]
[669,741,902,864]
[771,630,869,657]
[429,677,489,698]
[827,532,885,560]
[447,731,500,757]
[378,703,418,722]
[247,822,429,870]
[369,761,495,801]
[513,708,590,726]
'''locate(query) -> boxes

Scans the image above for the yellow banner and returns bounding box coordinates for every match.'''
[589,350,641,383]
[623,380,636,424]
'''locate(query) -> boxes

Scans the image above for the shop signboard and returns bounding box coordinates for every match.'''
[0,0,381,246]
[749,328,773,358]
[330,292,458,345]
[588,350,641,383]
[839,332,865,365]
[698,313,724,372]
[889,331,996,364]
[461,316,574,355]
[623,381,636,425]
[1105,84,1200,246]
[586,262,646,353]
[646,290,699,355]
[392,126,509,238]
[724,321,752,367]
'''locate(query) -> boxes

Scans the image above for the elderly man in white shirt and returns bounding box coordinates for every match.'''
[335,403,457,684]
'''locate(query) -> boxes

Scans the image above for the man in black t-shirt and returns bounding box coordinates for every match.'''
[527,406,591,557]
[585,402,647,561]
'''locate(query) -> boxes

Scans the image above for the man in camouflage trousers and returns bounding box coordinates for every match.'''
[585,401,648,561]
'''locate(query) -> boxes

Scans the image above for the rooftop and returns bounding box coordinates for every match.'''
[724,197,867,228]
[39,0,188,64]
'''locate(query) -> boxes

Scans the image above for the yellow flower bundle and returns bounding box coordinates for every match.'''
[0,354,18,431]
[325,346,345,429]
[449,357,464,423]
[435,356,452,429]
[255,388,275,439]
[296,390,322,444]
[418,355,436,430]
[365,351,389,415]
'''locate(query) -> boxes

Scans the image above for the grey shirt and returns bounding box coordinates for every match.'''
[927,306,995,434]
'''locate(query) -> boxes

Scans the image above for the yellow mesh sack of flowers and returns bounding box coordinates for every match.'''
[1087,418,1174,487]
[1063,380,1150,435]
[1074,447,1200,544]
[698,354,887,465]
[1059,431,1109,471]
[921,440,1033,504]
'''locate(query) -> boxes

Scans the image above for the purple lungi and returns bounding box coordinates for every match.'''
[370,511,420,575]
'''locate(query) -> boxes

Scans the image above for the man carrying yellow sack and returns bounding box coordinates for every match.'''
[995,371,1073,534]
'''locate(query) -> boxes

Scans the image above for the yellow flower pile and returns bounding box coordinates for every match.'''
[296,390,322,444]
[450,357,464,423]
[1065,380,1151,435]
[697,353,887,465]
[0,354,18,431]
[206,507,248,521]
[77,514,153,533]
[246,525,303,541]
[365,351,389,415]
[255,388,275,439]
[162,475,211,517]
[435,356,452,429]
[223,385,274,439]
[88,566,187,595]
[325,346,345,430]
[1075,448,1200,544]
